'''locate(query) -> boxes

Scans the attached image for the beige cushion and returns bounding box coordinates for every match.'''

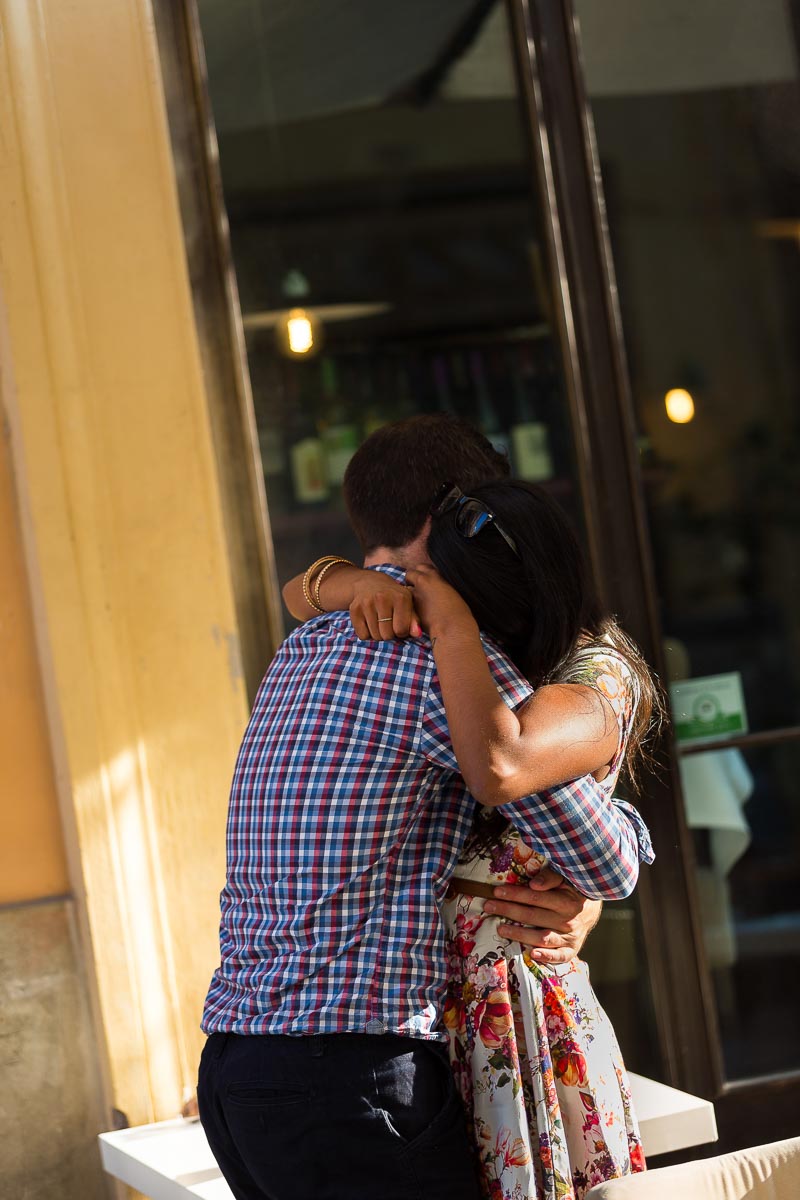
[585,1137,800,1200]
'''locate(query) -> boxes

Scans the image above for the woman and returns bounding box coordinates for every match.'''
[287,478,663,1200]
[414,479,661,1200]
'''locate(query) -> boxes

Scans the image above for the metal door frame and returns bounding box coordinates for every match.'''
[155,0,800,1148]
[508,0,800,1146]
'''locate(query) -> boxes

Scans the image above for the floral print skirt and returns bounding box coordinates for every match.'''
[444,895,646,1200]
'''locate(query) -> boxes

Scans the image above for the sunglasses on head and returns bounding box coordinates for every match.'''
[430,482,520,557]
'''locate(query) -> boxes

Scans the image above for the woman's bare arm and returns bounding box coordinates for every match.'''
[283,564,421,638]
[282,564,366,621]
[406,565,619,806]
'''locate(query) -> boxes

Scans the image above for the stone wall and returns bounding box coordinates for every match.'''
[0,900,110,1198]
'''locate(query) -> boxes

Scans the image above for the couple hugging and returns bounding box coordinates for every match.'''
[198,414,660,1200]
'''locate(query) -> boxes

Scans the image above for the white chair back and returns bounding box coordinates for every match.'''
[585,1136,800,1200]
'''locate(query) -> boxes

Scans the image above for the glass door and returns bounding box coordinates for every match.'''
[160,0,799,1153]
[574,0,800,1142]
[183,0,666,1085]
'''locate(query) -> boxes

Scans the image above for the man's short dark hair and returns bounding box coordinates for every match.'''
[343,414,510,551]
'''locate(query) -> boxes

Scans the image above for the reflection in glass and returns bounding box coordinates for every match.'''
[582,898,661,1081]
[578,0,800,1080]
[579,0,800,735]
[195,0,662,1076]
[196,0,582,605]
[684,741,800,1079]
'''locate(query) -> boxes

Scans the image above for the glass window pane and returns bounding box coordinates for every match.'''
[581,898,661,1081]
[578,0,800,1080]
[195,0,663,1081]
[578,0,800,736]
[196,0,584,611]
[683,740,800,1078]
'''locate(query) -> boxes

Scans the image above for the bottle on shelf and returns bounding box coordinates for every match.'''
[259,421,285,482]
[360,360,386,437]
[260,363,286,475]
[251,357,290,510]
[319,356,360,487]
[509,347,554,482]
[469,349,510,460]
[288,368,330,505]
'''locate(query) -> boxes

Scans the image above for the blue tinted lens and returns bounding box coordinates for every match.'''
[455,498,519,556]
[457,500,493,537]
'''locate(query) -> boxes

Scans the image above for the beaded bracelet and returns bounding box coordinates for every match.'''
[313,557,356,610]
[302,557,333,613]
[301,556,356,614]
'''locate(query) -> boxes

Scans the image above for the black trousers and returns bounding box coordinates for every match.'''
[197,1031,482,1200]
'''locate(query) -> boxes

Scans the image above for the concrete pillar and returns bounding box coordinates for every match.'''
[0,0,250,1126]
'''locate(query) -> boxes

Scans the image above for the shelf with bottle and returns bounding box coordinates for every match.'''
[267,472,574,543]
[249,331,576,527]
[250,353,362,514]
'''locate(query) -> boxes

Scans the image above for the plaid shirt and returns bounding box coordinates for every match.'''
[202,567,653,1040]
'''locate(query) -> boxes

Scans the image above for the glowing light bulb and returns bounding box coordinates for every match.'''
[274,306,322,357]
[665,388,695,424]
[286,309,314,355]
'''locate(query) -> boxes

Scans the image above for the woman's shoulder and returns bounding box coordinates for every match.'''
[557,642,636,727]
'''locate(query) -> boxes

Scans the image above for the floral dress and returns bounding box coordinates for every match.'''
[443,648,646,1200]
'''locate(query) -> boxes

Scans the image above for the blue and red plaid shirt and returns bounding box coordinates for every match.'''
[202,566,653,1040]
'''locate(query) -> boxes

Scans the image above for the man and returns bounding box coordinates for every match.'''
[198,415,652,1200]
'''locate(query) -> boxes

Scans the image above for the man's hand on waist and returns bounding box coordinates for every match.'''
[483,865,603,965]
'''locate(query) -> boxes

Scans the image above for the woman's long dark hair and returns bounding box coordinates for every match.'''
[427,479,665,793]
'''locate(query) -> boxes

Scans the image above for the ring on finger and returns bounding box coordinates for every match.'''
[377,616,393,623]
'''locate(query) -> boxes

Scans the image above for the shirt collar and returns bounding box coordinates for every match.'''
[366,563,407,583]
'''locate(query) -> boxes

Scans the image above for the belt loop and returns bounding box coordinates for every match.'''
[309,1035,325,1058]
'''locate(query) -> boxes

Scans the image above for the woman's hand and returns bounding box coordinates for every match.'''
[283,562,421,638]
[349,573,422,641]
[405,564,477,641]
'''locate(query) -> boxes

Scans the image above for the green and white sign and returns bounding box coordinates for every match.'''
[670,672,748,745]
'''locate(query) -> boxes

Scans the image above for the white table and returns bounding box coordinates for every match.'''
[99,1073,718,1199]
[627,1073,717,1158]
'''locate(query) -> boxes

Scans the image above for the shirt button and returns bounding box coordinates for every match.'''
[365,1018,386,1034]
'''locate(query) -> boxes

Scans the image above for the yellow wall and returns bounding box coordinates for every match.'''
[0,0,252,1125]
[0,415,68,904]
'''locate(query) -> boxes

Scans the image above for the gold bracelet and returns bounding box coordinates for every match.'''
[302,556,335,614]
[301,556,355,614]
[313,557,356,611]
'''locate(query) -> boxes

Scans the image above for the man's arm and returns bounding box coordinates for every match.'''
[283,563,607,955]
[500,783,653,901]
[487,868,603,964]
